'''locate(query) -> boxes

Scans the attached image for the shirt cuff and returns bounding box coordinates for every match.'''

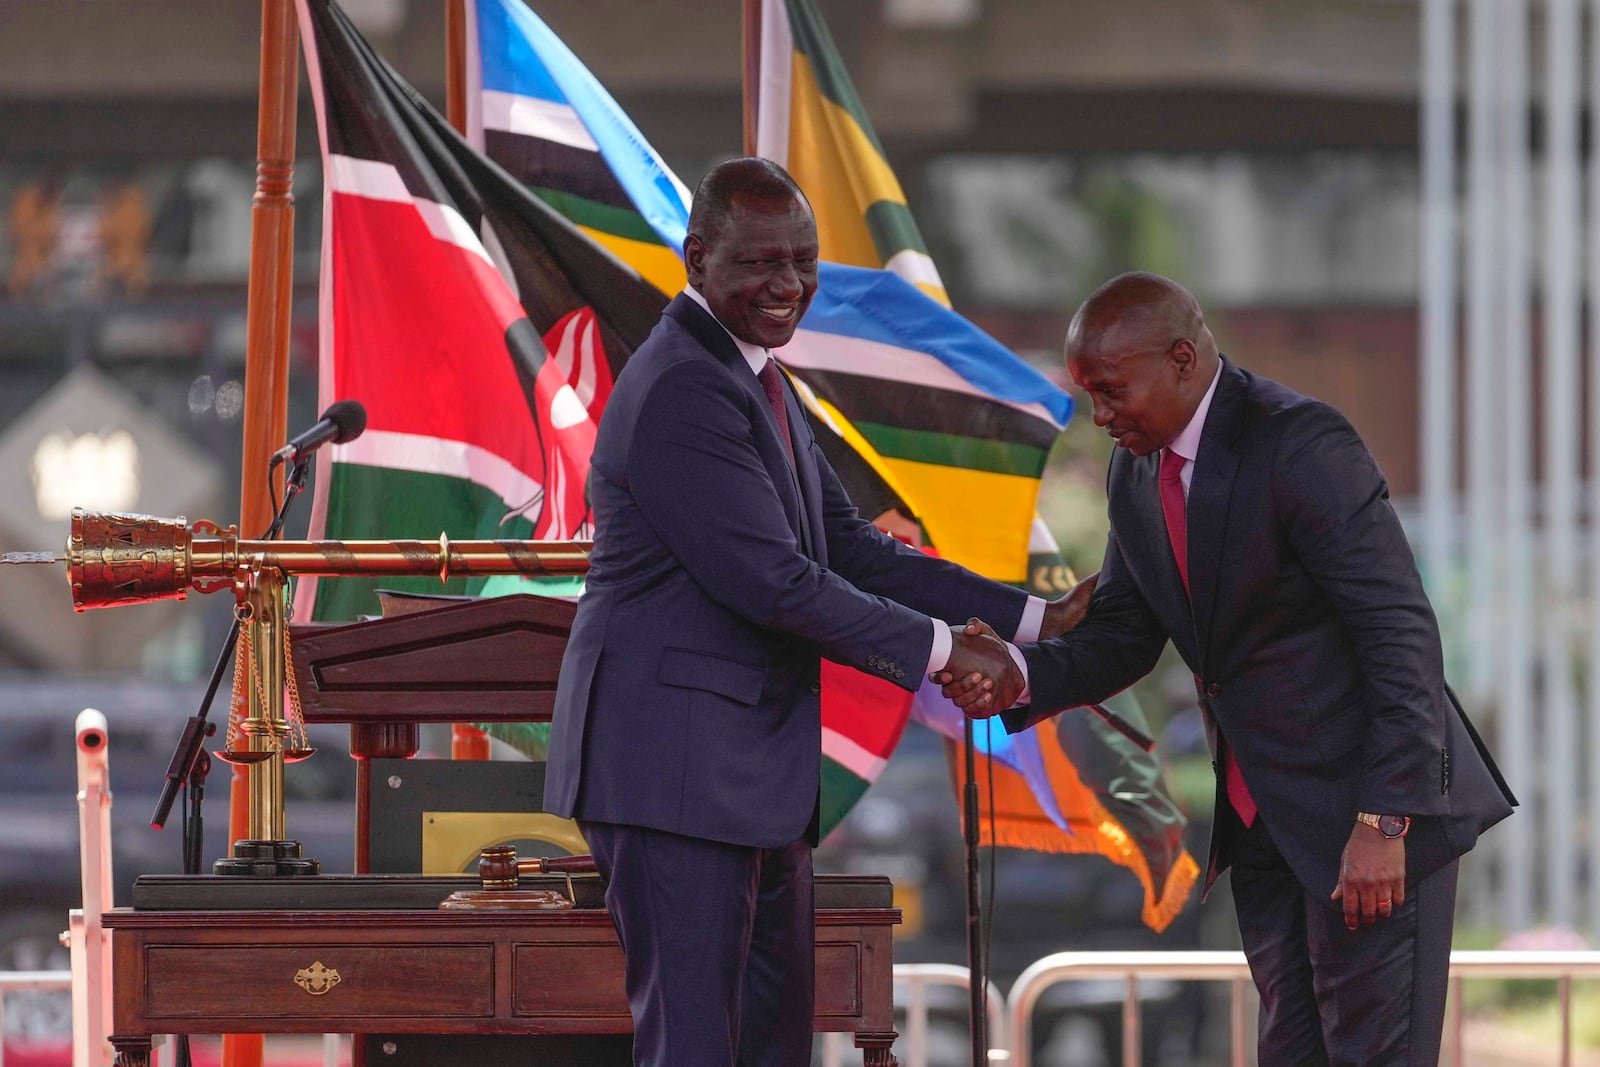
[1015,595,1046,643]
[1006,641,1031,706]
[926,617,952,675]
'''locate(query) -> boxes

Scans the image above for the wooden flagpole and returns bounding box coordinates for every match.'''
[223,3,299,1065]
[742,0,760,155]
[443,0,492,762]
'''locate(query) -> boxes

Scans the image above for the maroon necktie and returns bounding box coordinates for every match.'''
[1159,447,1257,826]
[759,357,796,466]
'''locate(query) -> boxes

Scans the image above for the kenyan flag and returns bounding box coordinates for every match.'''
[294,0,664,623]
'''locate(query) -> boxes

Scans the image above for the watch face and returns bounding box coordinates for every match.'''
[1377,814,1408,838]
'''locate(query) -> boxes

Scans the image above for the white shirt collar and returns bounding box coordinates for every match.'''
[1166,359,1224,466]
[684,286,770,376]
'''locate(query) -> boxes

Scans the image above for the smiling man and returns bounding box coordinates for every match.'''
[544,157,1079,1067]
[939,272,1515,1066]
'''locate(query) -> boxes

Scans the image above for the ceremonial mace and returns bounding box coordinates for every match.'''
[4,509,589,875]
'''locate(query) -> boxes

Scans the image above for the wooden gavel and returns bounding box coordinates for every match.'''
[477,845,598,890]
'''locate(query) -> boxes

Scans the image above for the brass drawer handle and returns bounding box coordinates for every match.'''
[293,961,342,996]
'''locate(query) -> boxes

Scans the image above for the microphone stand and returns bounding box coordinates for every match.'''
[961,714,987,1067]
[151,455,309,1067]
[150,454,312,846]
[150,458,310,838]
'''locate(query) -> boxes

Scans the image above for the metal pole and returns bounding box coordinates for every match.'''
[1496,0,1535,936]
[961,717,987,1066]
[1419,0,1456,599]
[1464,0,1501,705]
[1586,0,1600,941]
[1543,0,1582,930]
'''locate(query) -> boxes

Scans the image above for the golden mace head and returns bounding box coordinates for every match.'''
[66,508,198,612]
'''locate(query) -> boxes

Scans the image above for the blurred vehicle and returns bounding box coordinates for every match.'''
[0,674,357,1046]
[815,724,1213,1067]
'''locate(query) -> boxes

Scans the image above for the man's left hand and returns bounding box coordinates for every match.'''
[1039,571,1099,640]
[1330,824,1406,930]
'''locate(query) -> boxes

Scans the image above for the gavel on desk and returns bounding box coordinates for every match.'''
[477,844,598,888]
[438,845,600,910]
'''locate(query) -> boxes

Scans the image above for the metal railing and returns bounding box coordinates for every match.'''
[12,950,1600,1067]
[0,971,74,1067]
[818,963,1006,1067]
[1007,949,1600,1067]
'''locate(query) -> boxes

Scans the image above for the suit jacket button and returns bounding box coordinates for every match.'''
[1205,682,1221,698]
[810,681,822,695]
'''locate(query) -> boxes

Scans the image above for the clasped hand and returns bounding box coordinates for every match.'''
[932,619,1021,715]
[930,571,1100,718]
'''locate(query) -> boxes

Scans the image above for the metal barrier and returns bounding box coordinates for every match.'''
[15,951,1600,1067]
[0,970,74,1067]
[1006,949,1600,1067]
[819,964,1006,1066]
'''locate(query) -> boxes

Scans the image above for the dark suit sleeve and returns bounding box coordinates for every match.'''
[1274,403,1448,815]
[627,359,932,688]
[808,440,1030,636]
[1002,526,1168,733]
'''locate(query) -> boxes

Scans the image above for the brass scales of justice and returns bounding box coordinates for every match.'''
[4,506,590,890]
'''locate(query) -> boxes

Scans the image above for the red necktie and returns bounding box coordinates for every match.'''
[758,357,796,466]
[1159,447,1257,826]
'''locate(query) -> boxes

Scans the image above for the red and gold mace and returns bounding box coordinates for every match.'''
[5,508,590,846]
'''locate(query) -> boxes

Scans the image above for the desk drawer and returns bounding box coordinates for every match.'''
[143,943,495,1020]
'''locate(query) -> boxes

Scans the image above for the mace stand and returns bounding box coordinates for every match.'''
[27,507,592,877]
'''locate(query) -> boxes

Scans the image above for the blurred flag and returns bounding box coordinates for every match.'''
[293,0,664,623]
[463,0,968,827]
[755,0,1197,927]
[464,0,689,295]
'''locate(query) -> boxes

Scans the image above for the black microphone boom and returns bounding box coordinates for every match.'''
[271,399,367,465]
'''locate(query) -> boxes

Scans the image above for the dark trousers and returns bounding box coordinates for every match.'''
[581,820,814,1067]
[1222,806,1459,1066]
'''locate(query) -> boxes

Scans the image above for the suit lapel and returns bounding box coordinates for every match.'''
[781,374,825,563]
[665,296,813,554]
[1114,449,1200,664]
[1185,358,1247,666]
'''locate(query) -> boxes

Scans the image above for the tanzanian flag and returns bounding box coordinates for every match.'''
[293,0,665,624]
[756,0,1197,927]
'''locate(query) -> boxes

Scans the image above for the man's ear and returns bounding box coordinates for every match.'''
[684,234,706,287]
[1169,338,1198,378]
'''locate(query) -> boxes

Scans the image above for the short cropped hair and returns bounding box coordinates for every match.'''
[687,157,811,245]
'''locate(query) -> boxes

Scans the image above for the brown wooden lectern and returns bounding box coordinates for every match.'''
[104,594,900,1066]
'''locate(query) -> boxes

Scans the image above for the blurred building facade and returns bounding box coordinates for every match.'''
[2,0,1585,948]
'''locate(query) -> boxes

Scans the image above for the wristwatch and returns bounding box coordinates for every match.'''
[1355,811,1411,839]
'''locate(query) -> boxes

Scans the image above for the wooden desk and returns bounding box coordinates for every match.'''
[104,875,900,1066]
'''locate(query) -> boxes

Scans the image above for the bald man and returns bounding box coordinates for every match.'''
[940,272,1514,1065]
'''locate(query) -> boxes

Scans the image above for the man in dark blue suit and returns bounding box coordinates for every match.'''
[545,157,1083,1067]
[941,273,1515,1066]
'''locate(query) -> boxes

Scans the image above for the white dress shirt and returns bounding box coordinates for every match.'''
[681,286,1044,672]
[1005,359,1224,699]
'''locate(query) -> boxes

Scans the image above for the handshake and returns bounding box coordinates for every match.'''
[931,571,1097,718]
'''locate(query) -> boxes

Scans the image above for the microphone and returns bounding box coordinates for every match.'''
[271,400,367,465]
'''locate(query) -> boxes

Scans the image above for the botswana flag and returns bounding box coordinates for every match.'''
[293,0,665,623]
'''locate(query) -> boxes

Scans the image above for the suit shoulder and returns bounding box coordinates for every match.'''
[612,319,730,401]
[1240,372,1357,449]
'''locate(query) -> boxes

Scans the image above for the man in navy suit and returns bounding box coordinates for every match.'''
[941,273,1515,1066]
[545,157,1085,1067]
